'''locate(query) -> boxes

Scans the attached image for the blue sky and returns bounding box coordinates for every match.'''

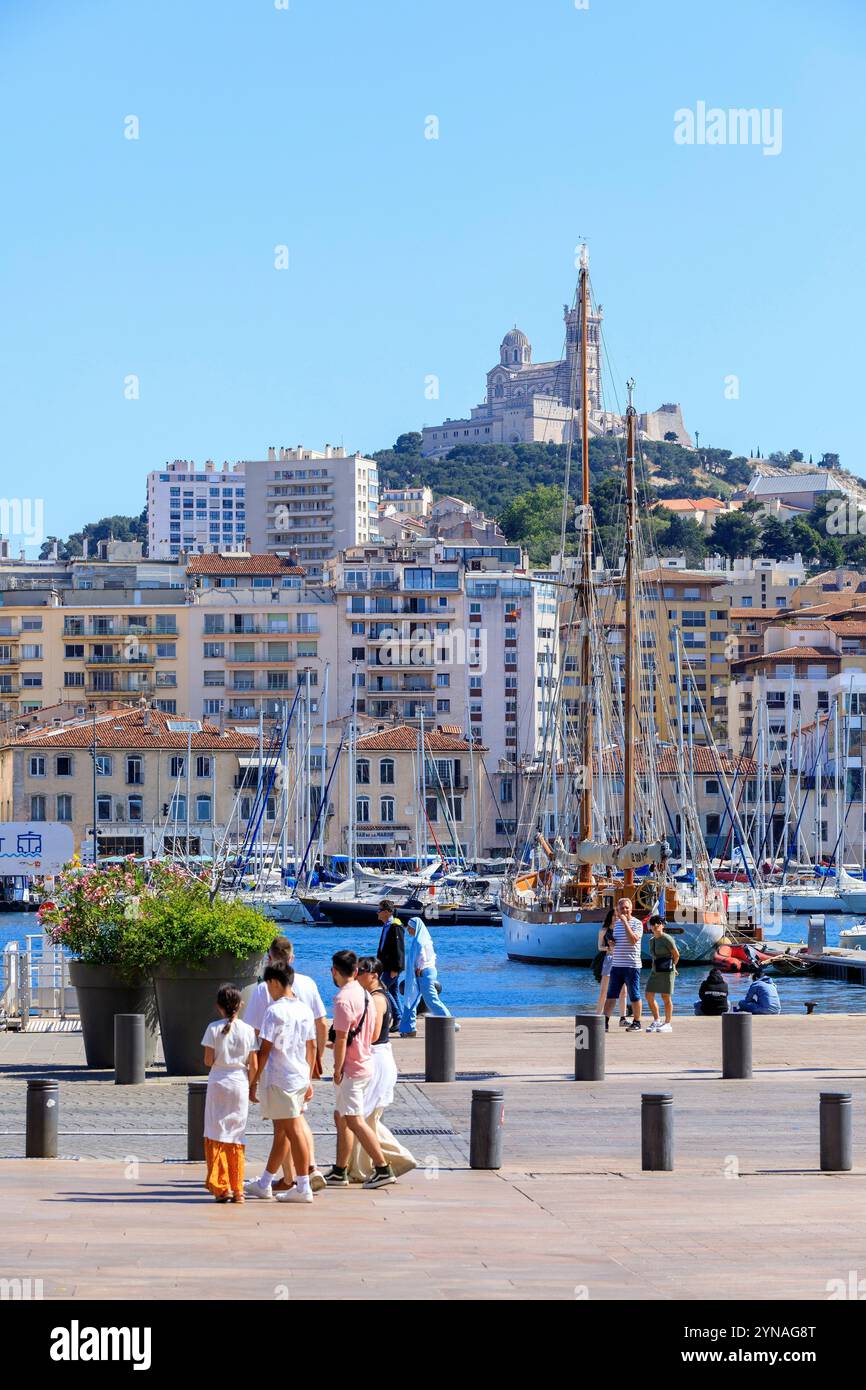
[0,0,863,545]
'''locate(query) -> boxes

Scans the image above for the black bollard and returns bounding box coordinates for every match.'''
[470,1088,504,1169]
[641,1092,674,1171]
[26,1078,59,1158]
[574,1013,605,1081]
[114,1013,146,1086]
[424,1015,456,1083]
[820,1091,853,1172]
[187,1080,208,1161]
[722,1010,753,1079]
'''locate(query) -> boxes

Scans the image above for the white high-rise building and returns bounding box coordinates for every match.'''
[242,447,379,578]
[147,461,247,559]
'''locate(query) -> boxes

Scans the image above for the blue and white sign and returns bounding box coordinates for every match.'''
[0,823,75,874]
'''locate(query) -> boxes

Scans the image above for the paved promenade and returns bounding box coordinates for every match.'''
[2,1016,866,1300]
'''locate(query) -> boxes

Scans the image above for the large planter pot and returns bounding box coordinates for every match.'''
[68,961,159,1070]
[152,952,266,1076]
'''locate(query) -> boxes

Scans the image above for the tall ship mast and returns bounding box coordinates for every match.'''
[501,245,727,964]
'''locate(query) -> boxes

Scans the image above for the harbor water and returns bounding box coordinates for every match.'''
[3,911,866,1016]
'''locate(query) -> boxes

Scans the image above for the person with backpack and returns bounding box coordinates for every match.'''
[347,957,418,1183]
[324,950,397,1189]
[376,899,405,1012]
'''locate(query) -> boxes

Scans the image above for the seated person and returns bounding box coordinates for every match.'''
[733,968,782,1015]
[694,967,730,1016]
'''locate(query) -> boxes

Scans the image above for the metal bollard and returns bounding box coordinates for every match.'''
[641,1092,674,1171]
[574,1013,605,1081]
[470,1088,504,1169]
[114,1013,146,1086]
[187,1080,208,1161]
[820,1091,853,1172]
[26,1078,59,1158]
[424,1015,456,1083]
[722,1010,753,1079]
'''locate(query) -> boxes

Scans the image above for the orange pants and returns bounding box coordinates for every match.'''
[204,1139,245,1198]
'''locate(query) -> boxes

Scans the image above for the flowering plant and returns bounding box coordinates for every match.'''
[39,858,195,968]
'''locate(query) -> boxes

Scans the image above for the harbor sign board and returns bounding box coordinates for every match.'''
[0,823,75,875]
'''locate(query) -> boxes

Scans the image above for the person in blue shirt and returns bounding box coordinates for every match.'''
[734,968,782,1015]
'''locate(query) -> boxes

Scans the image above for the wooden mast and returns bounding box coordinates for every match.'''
[578,246,593,889]
[623,377,637,894]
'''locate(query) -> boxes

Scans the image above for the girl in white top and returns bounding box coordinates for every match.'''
[201,985,258,1203]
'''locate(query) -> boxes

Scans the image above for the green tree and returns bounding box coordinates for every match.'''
[710,511,762,559]
[499,484,570,565]
[760,516,794,560]
[656,513,707,564]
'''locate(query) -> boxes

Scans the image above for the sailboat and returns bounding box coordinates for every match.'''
[501,248,728,965]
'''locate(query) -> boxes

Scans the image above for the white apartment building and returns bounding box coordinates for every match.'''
[147,461,247,559]
[242,447,379,578]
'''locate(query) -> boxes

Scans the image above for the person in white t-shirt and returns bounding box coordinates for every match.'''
[245,936,328,1192]
[244,963,317,1205]
[201,985,258,1203]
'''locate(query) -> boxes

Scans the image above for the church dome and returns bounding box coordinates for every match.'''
[500,326,531,366]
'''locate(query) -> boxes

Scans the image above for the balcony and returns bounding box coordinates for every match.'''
[86,653,155,667]
[87,678,151,695]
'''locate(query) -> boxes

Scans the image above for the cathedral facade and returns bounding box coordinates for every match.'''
[421,298,690,458]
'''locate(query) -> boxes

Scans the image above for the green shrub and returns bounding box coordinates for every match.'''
[124,881,276,973]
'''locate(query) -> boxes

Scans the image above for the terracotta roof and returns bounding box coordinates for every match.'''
[735,645,839,665]
[355,723,483,752]
[9,706,259,751]
[597,746,755,777]
[729,607,783,619]
[187,554,306,577]
[827,620,866,636]
[653,497,727,513]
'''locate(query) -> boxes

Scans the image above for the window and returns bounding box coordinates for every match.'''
[56,756,74,777]
[436,699,450,713]
[204,671,225,686]
[128,795,143,822]
[64,644,84,659]
[380,796,395,823]
[168,795,187,821]
[203,642,224,658]
[126,756,143,785]
[22,674,42,687]
[704,779,720,796]
[356,758,370,784]
[156,643,176,659]
[21,617,42,631]
[56,794,73,822]
[64,672,85,688]
[170,756,185,778]
[705,814,721,837]
[29,755,46,777]
[436,672,450,687]
[425,797,438,823]
[30,794,46,821]
[97,795,112,821]
[196,795,212,821]
[203,699,223,716]
[500,777,513,803]
[196,756,212,778]
[356,796,371,823]
[379,758,394,785]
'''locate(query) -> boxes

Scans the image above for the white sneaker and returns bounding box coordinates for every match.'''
[309,1169,326,1193]
[647,1019,660,1033]
[659,1022,673,1033]
[244,1178,274,1200]
[276,1187,313,1204]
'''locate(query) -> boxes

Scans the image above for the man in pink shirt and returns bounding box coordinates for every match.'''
[325,950,397,1189]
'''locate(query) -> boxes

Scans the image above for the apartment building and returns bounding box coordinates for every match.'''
[185,553,339,726]
[241,446,378,577]
[0,705,258,859]
[146,460,247,559]
[321,722,485,862]
[380,486,432,517]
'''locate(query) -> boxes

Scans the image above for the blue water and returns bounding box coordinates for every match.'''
[5,912,866,1016]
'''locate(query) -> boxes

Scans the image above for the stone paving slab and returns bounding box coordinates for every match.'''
[3,1017,866,1299]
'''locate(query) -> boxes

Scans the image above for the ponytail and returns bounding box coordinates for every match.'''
[216,983,243,1035]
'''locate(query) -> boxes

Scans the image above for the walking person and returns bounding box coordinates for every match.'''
[244,963,318,1204]
[645,914,680,1032]
[201,985,258,1203]
[245,936,328,1192]
[348,957,418,1183]
[398,917,456,1038]
[376,899,405,1013]
[602,896,644,1032]
[325,950,397,1190]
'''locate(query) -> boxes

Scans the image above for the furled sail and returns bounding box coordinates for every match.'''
[615,840,668,871]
